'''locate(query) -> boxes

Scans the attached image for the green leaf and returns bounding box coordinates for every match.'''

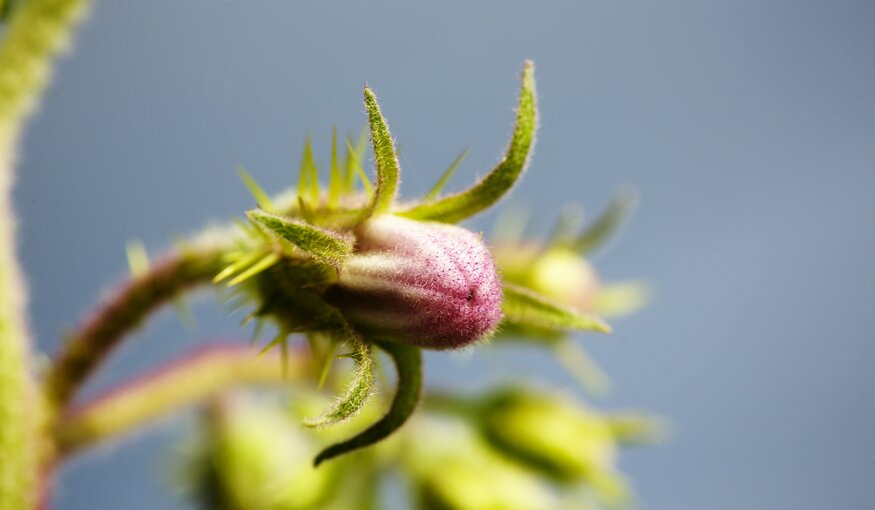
[246,210,353,268]
[238,167,275,211]
[400,60,538,223]
[502,283,611,333]
[304,337,375,429]
[314,341,422,466]
[362,87,400,217]
[423,147,470,201]
[571,190,638,254]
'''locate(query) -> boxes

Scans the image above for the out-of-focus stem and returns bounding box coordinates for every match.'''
[0,0,90,508]
[0,135,37,510]
[55,344,306,458]
[0,0,88,125]
[44,244,230,408]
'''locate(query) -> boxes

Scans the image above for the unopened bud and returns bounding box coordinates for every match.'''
[495,245,600,313]
[327,215,503,349]
[479,389,624,495]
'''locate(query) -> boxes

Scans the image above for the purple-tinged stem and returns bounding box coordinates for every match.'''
[54,343,303,458]
[44,245,227,409]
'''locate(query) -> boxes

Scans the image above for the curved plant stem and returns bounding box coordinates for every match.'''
[0,0,90,507]
[45,244,228,408]
[0,139,38,509]
[314,341,422,466]
[55,343,301,458]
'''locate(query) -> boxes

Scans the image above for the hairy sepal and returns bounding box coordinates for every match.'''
[399,61,538,223]
[360,87,400,220]
[247,210,353,269]
[502,283,611,334]
[303,338,375,429]
[314,341,422,465]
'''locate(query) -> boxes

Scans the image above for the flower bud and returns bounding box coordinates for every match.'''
[326,215,503,350]
[406,416,559,510]
[477,389,630,506]
[494,245,600,313]
[183,399,338,510]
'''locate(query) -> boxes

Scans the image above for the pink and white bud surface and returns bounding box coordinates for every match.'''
[327,215,503,349]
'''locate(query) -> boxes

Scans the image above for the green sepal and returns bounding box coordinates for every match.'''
[297,195,317,225]
[399,61,538,223]
[298,136,320,204]
[227,253,280,286]
[423,147,470,201]
[502,283,611,334]
[237,167,275,212]
[303,337,374,429]
[314,341,422,466]
[213,250,263,284]
[571,190,638,254]
[361,87,400,218]
[246,210,353,269]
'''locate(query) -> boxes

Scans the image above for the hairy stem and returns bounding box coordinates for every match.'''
[0,0,90,507]
[0,0,88,126]
[45,243,228,408]
[55,344,302,458]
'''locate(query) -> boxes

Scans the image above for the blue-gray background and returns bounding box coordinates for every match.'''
[14,1,875,508]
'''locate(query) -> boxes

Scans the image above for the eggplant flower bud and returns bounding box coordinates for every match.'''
[327,215,503,349]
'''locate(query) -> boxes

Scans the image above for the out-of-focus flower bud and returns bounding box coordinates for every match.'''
[405,416,559,510]
[530,248,599,311]
[327,215,503,349]
[496,245,600,313]
[478,389,630,507]
[186,398,338,510]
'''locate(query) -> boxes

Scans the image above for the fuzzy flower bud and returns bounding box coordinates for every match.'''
[326,215,503,349]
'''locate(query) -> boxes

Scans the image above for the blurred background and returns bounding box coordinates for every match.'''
[15,0,875,508]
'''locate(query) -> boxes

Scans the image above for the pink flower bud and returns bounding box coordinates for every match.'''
[327,215,503,350]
